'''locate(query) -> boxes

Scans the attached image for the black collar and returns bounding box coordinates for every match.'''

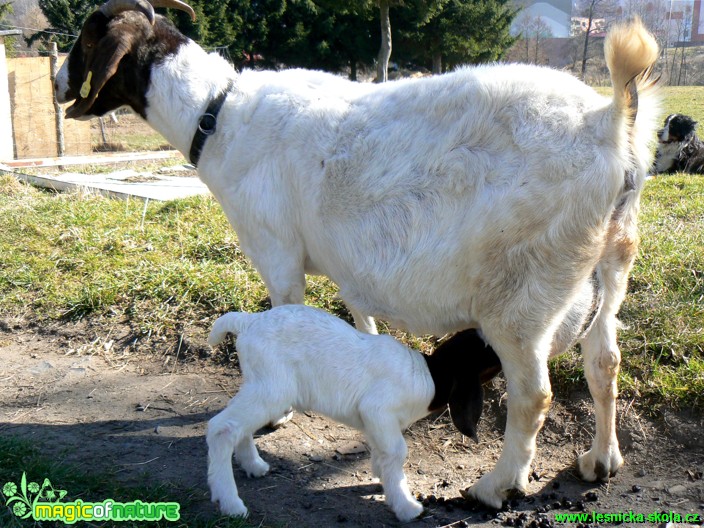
[189,80,234,167]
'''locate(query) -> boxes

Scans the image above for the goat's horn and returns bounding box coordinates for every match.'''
[100,0,155,24]
[148,0,196,22]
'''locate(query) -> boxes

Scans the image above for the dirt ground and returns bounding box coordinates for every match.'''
[1,317,703,527]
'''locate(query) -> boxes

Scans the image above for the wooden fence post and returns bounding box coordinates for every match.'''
[49,42,65,157]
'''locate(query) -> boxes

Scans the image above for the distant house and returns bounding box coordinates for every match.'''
[666,0,704,43]
[570,16,607,38]
[511,0,572,38]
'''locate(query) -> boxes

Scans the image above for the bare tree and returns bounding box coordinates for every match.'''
[574,0,619,81]
[618,0,669,40]
[508,13,552,65]
[665,3,693,85]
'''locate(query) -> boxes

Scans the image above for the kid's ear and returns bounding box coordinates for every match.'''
[448,376,484,443]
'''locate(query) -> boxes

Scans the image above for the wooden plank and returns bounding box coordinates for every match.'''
[2,150,184,168]
[7,56,91,159]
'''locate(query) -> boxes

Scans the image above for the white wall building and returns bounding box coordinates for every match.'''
[512,0,573,38]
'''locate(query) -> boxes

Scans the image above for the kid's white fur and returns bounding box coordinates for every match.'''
[206,305,436,521]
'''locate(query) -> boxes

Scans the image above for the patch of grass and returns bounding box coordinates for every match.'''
[592,85,704,125]
[0,436,249,527]
[92,114,171,152]
[658,85,704,124]
[0,175,270,337]
[550,174,704,412]
[618,174,704,411]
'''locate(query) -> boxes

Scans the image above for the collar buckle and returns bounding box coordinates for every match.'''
[198,113,217,135]
[189,79,234,167]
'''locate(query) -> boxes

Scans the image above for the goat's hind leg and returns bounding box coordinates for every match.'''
[577,207,638,481]
[207,385,282,516]
[577,315,623,481]
[362,410,423,522]
[577,266,629,481]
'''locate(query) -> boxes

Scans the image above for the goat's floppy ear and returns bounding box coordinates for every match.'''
[65,20,142,119]
[448,348,502,442]
[448,375,484,443]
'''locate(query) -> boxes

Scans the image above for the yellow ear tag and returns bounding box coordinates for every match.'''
[80,71,93,99]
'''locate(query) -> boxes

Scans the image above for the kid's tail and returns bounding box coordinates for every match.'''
[208,312,254,346]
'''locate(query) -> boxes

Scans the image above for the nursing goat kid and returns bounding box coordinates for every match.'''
[206,305,501,521]
[56,0,661,509]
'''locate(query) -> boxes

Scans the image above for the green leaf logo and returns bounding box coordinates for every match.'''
[2,482,17,498]
[2,473,66,519]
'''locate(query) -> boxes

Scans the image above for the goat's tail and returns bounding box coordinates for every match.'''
[208,312,255,346]
[605,16,659,124]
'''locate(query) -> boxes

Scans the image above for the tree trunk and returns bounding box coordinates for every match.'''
[376,0,392,83]
[678,45,687,85]
[432,52,442,75]
[580,4,594,80]
[248,48,256,70]
[534,34,540,64]
[350,59,358,82]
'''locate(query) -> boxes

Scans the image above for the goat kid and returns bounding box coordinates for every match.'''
[56,1,660,509]
[206,305,500,521]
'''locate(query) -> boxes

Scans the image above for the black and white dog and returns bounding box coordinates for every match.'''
[654,113,704,174]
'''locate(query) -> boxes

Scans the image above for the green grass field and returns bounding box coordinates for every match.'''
[0,87,702,415]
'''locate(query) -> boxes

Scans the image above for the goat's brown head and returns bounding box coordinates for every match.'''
[55,0,196,120]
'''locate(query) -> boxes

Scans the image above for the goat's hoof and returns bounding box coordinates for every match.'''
[577,448,623,482]
[267,408,294,429]
[461,474,515,510]
[214,495,248,518]
[392,499,424,522]
[244,458,270,478]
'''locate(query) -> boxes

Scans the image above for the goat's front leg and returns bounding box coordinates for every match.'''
[251,249,306,427]
[240,228,307,307]
[465,334,552,509]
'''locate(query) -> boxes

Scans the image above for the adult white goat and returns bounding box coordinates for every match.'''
[55,0,660,509]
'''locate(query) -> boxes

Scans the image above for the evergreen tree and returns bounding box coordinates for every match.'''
[261,0,376,77]
[0,1,12,19]
[165,0,239,55]
[396,0,518,73]
[30,0,96,50]
[0,2,16,55]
